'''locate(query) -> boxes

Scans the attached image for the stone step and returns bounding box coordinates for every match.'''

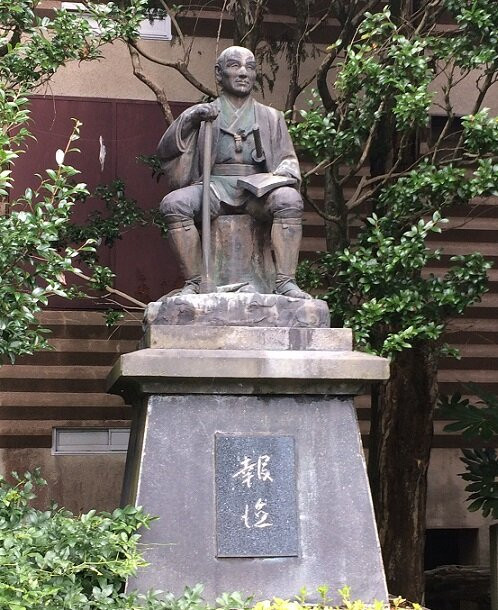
[0,392,128,422]
[0,391,124,407]
[300,236,498,255]
[0,365,110,379]
[15,351,125,367]
[46,338,138,352]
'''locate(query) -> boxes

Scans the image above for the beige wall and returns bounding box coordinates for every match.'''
[44,38,323,109]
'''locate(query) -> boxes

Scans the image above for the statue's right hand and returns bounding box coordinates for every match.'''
[184,103,219,127]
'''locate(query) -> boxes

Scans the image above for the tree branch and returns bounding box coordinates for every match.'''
[285,1,337,111]
[71,268,147,309]
[339,101,385,186]
[129,41,217,99]
[301,183,340,223]
[431,64,457,163]
[158,0,186,49]
[453,65,496,158]
[0,27,20,58]
[128,44,174,125]
[316,48,339,113]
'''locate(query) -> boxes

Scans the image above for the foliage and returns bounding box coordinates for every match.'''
[0,1,147,90]
[290,6,498,358]
[253,585,421,610]
[0,470,165,609]
[0,118,91,363]
[440,384,498,440]
[66,180,169,248]
[439,384,498,519]
[0,1,147,363]
[290,2,498,599]
[292,11,432,166]
[458,449,498,519]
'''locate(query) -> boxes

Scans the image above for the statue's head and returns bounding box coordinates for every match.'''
[215,46,257,98]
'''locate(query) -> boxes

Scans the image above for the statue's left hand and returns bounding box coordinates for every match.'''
[273,169,293,179]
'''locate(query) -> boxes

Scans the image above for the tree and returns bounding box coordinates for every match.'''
[109,1,498,601]
[0,0,147,362]
[289,3,498,601]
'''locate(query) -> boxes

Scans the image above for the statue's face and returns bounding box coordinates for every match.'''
[215,48,257,98]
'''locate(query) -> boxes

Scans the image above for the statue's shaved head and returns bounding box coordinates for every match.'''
[215,46,255,70]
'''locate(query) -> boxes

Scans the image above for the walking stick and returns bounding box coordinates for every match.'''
[199,119,216,294]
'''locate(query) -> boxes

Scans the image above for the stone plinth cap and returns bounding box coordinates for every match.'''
[107,347,389,397]
[143,325,352,351]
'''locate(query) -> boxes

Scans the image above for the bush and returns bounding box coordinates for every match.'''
[0,470,162,609]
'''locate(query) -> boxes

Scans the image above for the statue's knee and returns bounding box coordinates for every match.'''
[159,193,174,215]
[268,186,303,218]
[159,190,196,222]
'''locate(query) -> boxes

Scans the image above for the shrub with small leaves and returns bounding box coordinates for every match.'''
[0,117,92,363]
[0,1,148,363]
[0,470,168,609]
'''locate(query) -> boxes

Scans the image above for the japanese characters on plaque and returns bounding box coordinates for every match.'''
[215,435,298,557]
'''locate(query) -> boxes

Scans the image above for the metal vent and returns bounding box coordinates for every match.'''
[52,427,130,455]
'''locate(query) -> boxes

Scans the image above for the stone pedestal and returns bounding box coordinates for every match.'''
[107,298,390,604]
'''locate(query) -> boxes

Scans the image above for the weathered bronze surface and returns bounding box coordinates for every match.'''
[157,46,311,299]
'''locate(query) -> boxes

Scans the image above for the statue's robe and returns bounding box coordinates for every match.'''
[157,96,301,203]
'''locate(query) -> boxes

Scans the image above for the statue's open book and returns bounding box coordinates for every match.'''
[237,173,297,197]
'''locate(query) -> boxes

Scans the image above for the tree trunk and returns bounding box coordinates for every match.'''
[368,341,438,601]
[323,166,348,252]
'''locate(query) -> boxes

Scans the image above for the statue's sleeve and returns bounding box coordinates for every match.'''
[273,111,301,184]
[156,111,199,191]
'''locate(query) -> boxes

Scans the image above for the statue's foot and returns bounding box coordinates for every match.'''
[237,283,258,293]
[179,279,201,295]
[274,277,312,300]
[215,282,260,293]
[158,278,201,300]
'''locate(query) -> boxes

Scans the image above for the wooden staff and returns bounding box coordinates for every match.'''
[199,120,216,294]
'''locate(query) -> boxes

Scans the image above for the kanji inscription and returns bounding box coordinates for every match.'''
[215,435,298,557]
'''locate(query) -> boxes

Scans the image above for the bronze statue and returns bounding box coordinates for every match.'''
[157,45,310,299]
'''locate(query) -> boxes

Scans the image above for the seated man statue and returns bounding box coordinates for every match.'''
[157,45,310,299]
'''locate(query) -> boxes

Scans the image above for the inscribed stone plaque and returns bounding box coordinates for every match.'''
[215,435,298,557]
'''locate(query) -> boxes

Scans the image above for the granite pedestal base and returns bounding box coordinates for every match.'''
[108,317,389,604]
